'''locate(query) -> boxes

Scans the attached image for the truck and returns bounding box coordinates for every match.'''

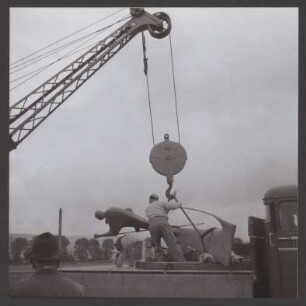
[249,184,298,297]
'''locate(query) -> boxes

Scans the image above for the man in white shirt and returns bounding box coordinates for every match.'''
[145,193,186,262]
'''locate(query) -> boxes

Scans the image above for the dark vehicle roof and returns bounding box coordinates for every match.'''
[264,185,297,200]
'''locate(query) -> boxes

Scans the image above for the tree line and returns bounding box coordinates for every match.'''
[10,236,114,264]
[10,235,251,265]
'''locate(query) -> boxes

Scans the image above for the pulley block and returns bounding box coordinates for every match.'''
[149,134,187,178]
[148,12,172,39]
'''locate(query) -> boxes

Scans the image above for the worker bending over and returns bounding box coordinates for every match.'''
[145,193,185,262]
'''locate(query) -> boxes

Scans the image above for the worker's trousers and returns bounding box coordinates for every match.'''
[148,217,186,262]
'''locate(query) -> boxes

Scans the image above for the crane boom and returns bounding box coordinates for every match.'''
[9,8,171,151]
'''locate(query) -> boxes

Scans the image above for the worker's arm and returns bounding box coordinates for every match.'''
[164,201,182,211]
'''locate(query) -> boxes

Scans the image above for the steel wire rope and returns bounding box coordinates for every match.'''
[10,30,112,91]
[141,30,182,146]
[169,32,181,144]
[10,31,105,73]
[10,31,107,80]
[10,16,130,91]
[10,8,126,67]
[10,31,105,86]
[142,32,155,146]
[10,15,130,74]
[10,29,112,73]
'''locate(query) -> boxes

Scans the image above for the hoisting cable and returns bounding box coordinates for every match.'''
[10,28,109,87]
[10,32,103,83]
[10,31,106,91]
[10,8,126,68]
[142,32,155,146]
[11,15,130,73]
[11,27,111,73]
[10,16,130,91]
[10,30,105,73]
[169,32,181,144]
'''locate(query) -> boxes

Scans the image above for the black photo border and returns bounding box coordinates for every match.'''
[1,0,305,305]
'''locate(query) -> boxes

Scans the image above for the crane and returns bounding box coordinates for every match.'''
[9,8,171,151]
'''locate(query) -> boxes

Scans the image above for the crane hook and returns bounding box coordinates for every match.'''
[165,175,177,201]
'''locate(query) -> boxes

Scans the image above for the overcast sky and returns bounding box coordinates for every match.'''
[9,7,298,241]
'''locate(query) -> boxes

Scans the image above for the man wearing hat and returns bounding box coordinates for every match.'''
[145,193,186,262]
[9,232,85,297]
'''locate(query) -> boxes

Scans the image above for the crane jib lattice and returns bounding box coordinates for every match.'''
[9,8,171,151]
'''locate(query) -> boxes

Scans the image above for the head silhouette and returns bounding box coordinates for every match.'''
[95,210,106,220]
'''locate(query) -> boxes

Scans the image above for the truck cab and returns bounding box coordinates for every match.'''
[249,185,298,297]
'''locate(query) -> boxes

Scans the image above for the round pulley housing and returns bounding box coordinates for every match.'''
[149,134,187,177]
[148,12,171,39]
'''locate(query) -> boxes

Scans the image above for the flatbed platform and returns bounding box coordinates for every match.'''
[135,260,251,271]
[10,262,253,298]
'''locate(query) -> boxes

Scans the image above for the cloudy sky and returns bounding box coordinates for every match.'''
[9,7,298,241]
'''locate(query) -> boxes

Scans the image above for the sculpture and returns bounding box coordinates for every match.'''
[94,206,236,267]
[94,207,148,238]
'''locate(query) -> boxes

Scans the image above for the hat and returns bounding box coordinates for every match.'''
[30,232,60,261]
[95,210,106,220]
[149,193,159,201]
